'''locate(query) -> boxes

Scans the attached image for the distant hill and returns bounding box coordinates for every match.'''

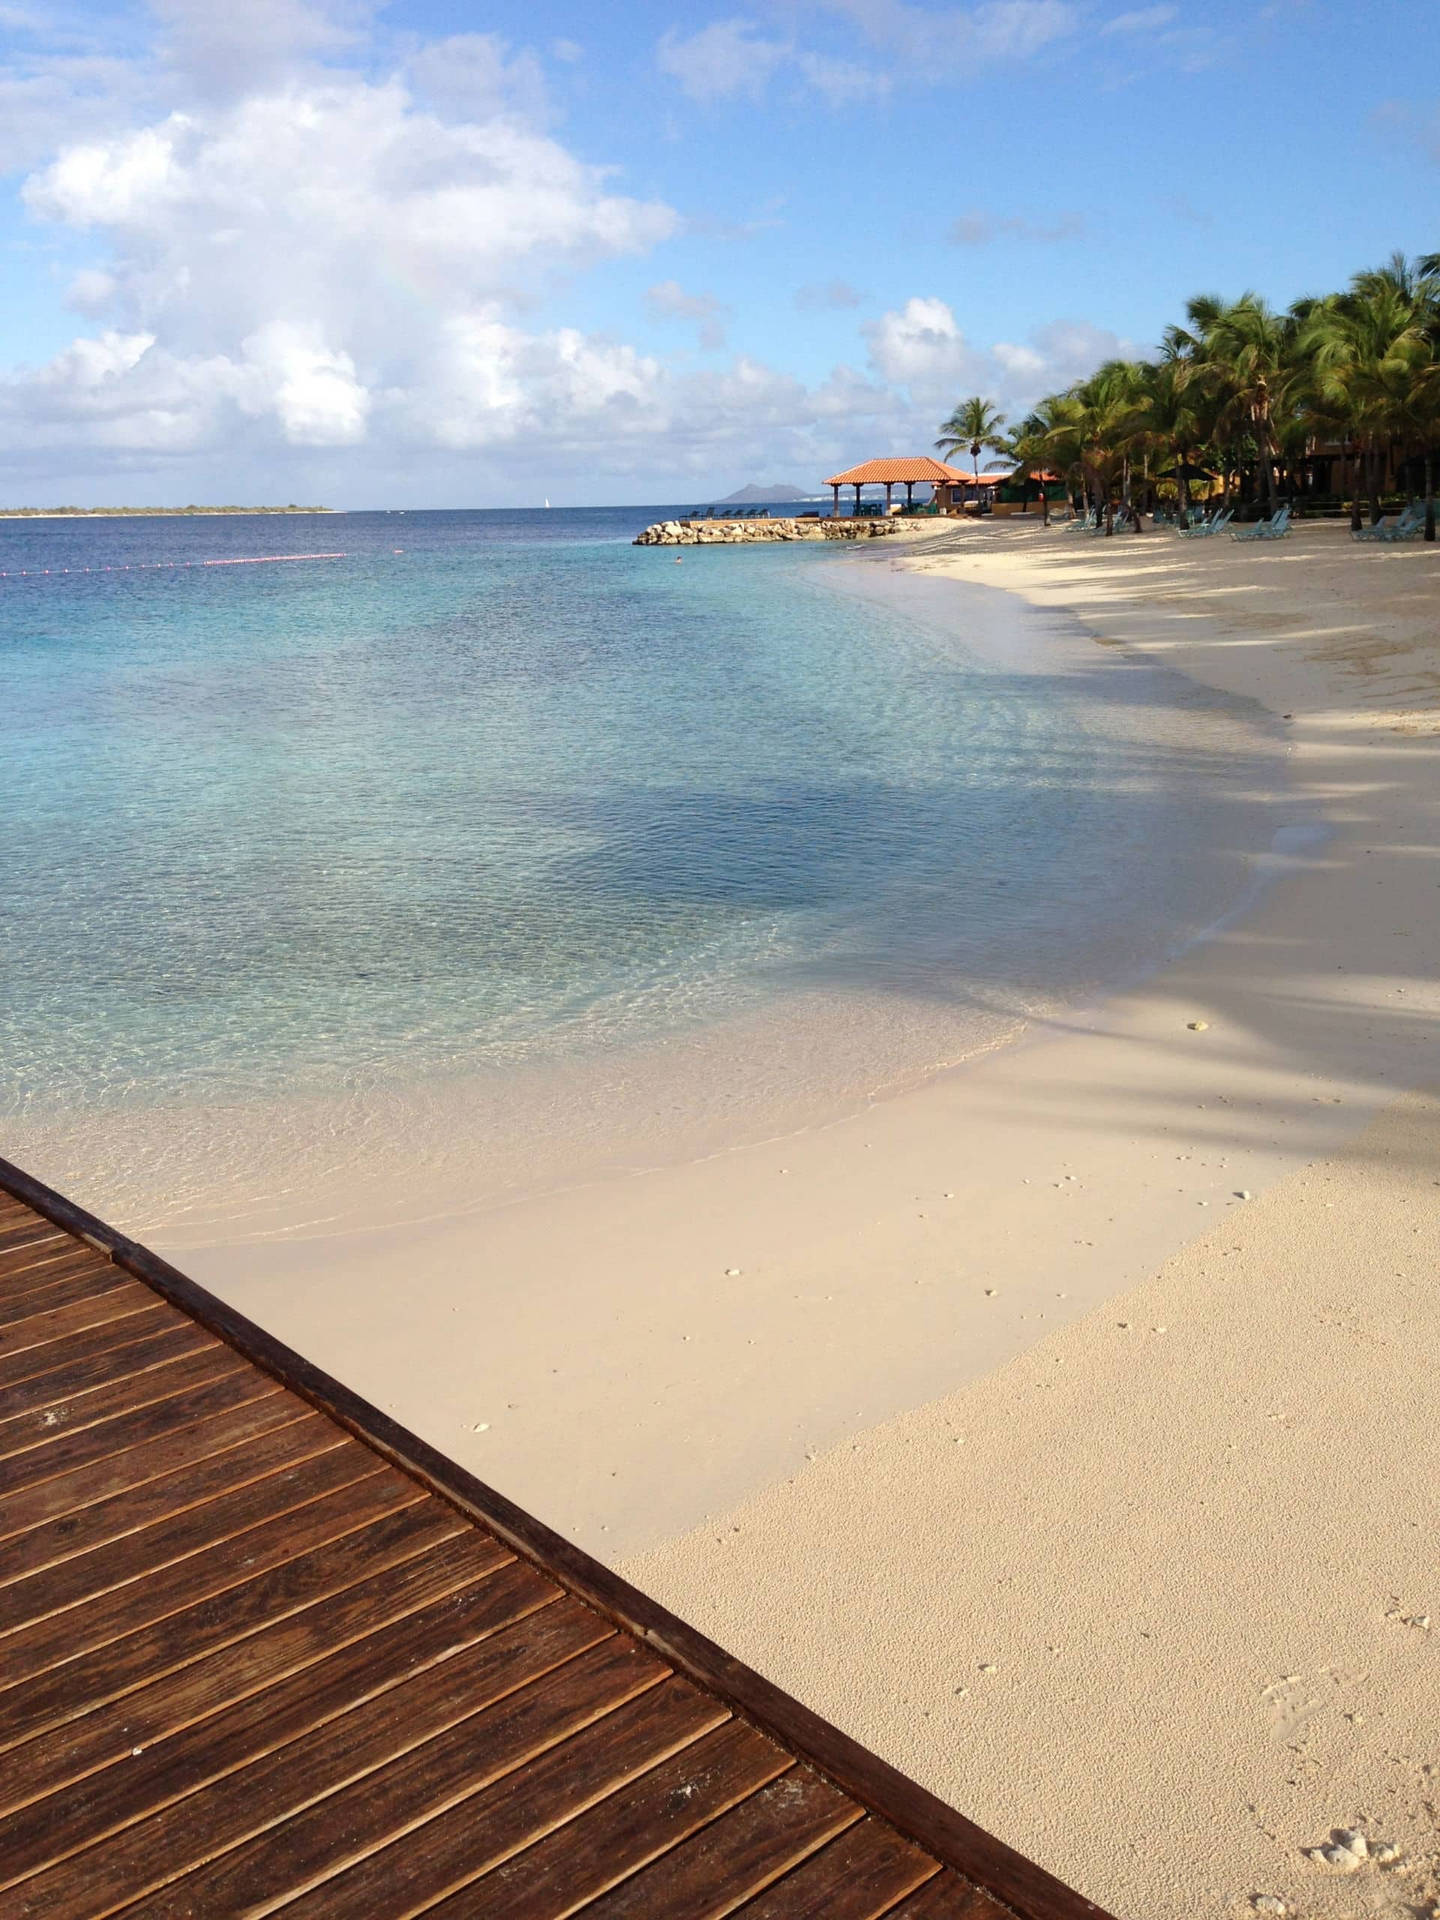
[717,482,817,503]
[0,505,331,518]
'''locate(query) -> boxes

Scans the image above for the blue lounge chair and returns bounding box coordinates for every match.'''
[1176,508,1234,539]
[1231,505,1291,542]
[1355,501,1423,543]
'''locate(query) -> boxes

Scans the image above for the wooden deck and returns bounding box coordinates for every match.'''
[0,1157,1114,1920]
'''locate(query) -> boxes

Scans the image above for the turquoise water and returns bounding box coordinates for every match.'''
[2,509,1280,1145]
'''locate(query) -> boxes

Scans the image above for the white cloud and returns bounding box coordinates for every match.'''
[15,70,678,456]
[0,5,1125,501]
[1101,5,1179,32]
[862,297,1130,417]
[645,281,730,349]
[863,297,987,403]
[811,0,1078,70]
[405,33,549,125]
[150,0,372,97]
[657,0,1075,105]
[795,279,865,310]
[655,20,790,103]
[950,208,1085,245]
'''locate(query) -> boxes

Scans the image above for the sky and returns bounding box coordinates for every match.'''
[1,0,1436,507]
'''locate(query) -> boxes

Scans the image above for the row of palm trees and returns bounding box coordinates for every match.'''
[935,252,1440,540]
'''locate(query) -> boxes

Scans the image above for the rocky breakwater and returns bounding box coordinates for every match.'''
[633,516,917,546]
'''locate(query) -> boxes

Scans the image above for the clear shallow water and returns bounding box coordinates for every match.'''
[1,509,1286,1210]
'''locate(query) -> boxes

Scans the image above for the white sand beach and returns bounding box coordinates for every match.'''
[184,518,1440,1918]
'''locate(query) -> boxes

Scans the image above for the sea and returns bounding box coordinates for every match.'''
[0,506,1291,1238]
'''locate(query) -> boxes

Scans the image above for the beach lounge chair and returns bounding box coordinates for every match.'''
[1378,503,1427,541]
[1231,505,1291,542]
[1355,502,1424,542]
[1175,508,1234,539]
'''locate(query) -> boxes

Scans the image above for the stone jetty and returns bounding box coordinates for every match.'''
[633,515,923,546]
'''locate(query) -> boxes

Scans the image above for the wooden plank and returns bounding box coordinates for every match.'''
[0,1468,416,1696]
[0,1557,551,1889]
[420,1711,791,1920]
[728,1820,942,1919]
[570,1768,862,1919]
[885,1873,1016,1918]
[0,1523,496,1813]
[0,1347,251,1467]
[0,1263,132,1330]
[0,1385,305,1536]
[0,1300,185,1393]
[0,1410,348,1592]
[0,1279,163,1360]
[20,1617,652,1920]
[282,1678,738,1919]
[0,1321,217,1425]
[0,1241,101,1290]
[0,1162,1118,1920]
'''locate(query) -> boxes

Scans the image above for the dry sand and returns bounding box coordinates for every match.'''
[185,517,1439,1918]
[620,520,1440,1919]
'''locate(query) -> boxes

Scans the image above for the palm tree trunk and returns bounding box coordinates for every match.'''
[1367,446,1382,526]
[1260,419,1278,515]
[1348,443,1363,533]
[1425,451,1435,543]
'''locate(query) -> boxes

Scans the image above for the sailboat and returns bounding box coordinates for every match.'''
[544,498,551,509]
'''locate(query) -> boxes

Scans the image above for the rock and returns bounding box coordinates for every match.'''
[1235,1189,1253,1200]
[1319,1844,1363,1872]
[1252,1898,1286,1915]
[724,1267,741,1277]
[1187,1019,1210,1031]
[1334,1829,1367,1858]
[1371,1840,1401,1865]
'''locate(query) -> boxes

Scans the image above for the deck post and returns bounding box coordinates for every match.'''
[832,483,840,519]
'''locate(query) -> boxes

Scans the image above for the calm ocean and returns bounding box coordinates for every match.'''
[1,507,1285,1225]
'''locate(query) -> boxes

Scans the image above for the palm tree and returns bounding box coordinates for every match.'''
[936,397,1008,483]
[1304,271,1434,530]
[1188,294,1299,516]
[1041,365,1145,532]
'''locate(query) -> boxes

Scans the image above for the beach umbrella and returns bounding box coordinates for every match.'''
[1157,462,1215,481]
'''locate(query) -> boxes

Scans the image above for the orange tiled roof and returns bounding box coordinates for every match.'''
[824,457,968,486]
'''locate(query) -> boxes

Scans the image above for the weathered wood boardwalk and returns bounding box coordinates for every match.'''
[0,1157,1114,1920]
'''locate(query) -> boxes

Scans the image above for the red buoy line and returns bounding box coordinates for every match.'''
[0,552,347,579]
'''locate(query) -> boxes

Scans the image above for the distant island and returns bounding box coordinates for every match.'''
[0,505,332,518]
[717,482,818,504]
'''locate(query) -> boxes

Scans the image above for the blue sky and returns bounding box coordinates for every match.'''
[1,0,1436,505]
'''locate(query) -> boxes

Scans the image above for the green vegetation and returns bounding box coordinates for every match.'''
[935,397,1009,481]
[954,252,1440,540]
[0,505,330,517]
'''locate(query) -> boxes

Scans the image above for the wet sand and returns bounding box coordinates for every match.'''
[623,519,1440,1918]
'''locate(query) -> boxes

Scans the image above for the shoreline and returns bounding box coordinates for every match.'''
[3,544,1286,1251]
[622,519,1440,1918]
[8,515,1435,1913]
[156,521,1435,1562]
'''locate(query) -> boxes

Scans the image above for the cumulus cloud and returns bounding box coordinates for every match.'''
[11,56,678,464]
[0,4,1126,501]
[863,298,1129,415]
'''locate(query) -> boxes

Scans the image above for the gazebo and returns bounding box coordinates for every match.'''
[823,456,968,517]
